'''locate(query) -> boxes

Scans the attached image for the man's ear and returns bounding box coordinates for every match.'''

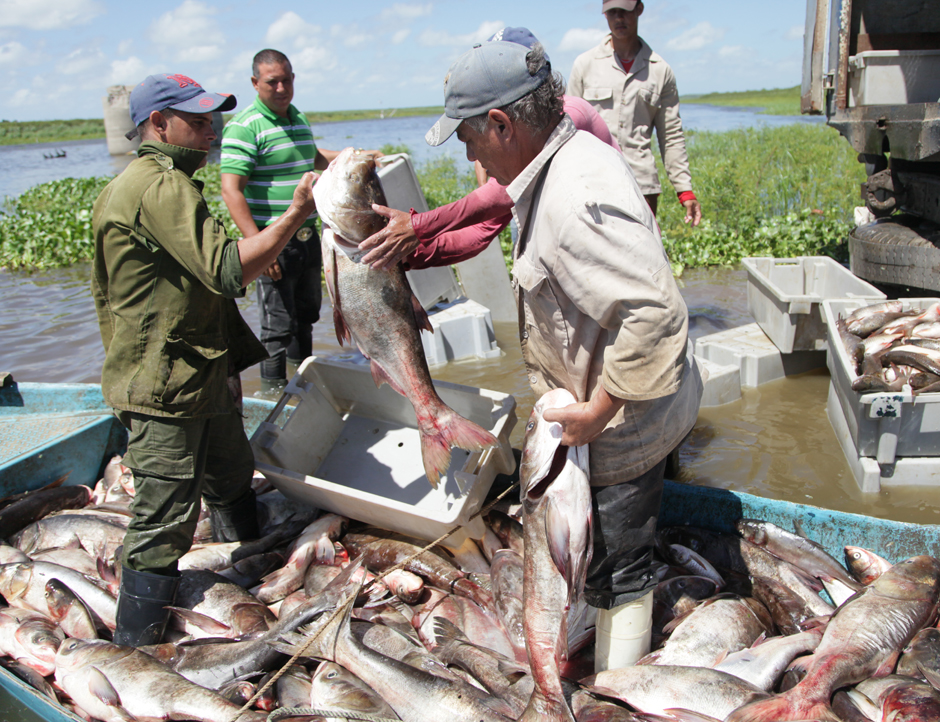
[489,108,513,141]
[150,110,167,131]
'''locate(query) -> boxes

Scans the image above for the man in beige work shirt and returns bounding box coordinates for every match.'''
[570,0,702,225]
[425,39,702,672]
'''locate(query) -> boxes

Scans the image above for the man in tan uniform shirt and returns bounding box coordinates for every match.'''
[570,0,702,225]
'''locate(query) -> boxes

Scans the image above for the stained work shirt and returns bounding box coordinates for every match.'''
[91,141,266,419]
[508,117,701,483]
[569,36,693,197]
[220,97,318,229]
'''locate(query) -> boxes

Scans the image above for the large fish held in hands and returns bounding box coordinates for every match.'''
[518,388,592,722]
[313,147,499,488]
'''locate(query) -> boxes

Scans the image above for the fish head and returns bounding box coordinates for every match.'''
[519,388,577,499]
[875,555,940,598]
[311,661,378,709]
[53,638,103,671]
[0,563,33,602]
[314,147,389,244]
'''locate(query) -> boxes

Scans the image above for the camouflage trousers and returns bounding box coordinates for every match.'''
[117,408,255,575]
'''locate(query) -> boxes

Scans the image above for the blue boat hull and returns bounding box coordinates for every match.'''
[1,381,938,719]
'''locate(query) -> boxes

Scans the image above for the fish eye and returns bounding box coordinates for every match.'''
[326,669,338,679]
[526,421,535,431]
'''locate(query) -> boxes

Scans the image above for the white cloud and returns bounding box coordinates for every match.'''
[380,3,432,21]
[559,27,606,52]
[110,56,146,85]
[148,0,224,58]
[0,0,104,30]
[264,11,321,50]
[665,21,725,52]
[718,45,746,58]
[0,41,28,67]
[11,87,34,107]
[344,34,369,48]
[392,29,411,44]
[56,46,107,75]
[419,20,504,48]
[290,45,336,78]
[786,24,804,41]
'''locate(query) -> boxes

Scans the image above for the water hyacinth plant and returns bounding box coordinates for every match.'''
[1,124,865,273]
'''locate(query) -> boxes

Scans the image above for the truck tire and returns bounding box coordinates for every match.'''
[849,215,940,293]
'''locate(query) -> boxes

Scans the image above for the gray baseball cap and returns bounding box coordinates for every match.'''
[425,40,550,147]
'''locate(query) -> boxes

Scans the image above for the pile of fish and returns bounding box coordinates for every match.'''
[3,434,940,718]
[835,299,940,393]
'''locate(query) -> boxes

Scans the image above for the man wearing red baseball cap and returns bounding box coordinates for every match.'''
[570,1,702,227]
[92,73,317,647]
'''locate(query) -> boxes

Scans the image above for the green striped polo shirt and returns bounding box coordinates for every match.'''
[220,97,318,229]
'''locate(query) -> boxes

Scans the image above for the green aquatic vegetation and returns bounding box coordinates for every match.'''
[0,177,111,269]
[0,124,865,273]
[683,85,802,116]
[655,123,863,274]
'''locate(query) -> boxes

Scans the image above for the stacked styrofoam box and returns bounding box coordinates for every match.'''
[823,297,940,492]
[743,257,885,354]
[250,357,516,547]
[375,153,501,363]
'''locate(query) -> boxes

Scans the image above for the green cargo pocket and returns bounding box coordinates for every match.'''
[122,417,202,480]
[154,334,228,407]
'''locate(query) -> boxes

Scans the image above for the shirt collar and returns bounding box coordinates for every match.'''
[506,116,577,206]
[137,141,206,177]
[253,95,299,123]
[598,35,653,66]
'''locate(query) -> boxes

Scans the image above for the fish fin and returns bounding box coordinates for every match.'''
[96,558,120,596]
[411,293,433,334]
[87,666,132,721]
[167,607,232,636]
[919,662,940,691]
[323,247,350,346]
[792,518,808,539]
[314,536,336,565]
[433,617,469,643]
[726,694,840,722]
[874,650,900,677]
[419,411,499,489]
[369,359,407,396]
[662,709,726,722]
[230,602,275,632]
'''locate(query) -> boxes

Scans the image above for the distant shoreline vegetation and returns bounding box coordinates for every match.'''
[0,86,804,146]
[682,85,802,116]
[0,107,446,147]
[1,124,863,272]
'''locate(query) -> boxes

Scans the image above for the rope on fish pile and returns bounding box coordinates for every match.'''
[267,707,400,722]
[236,478,521,720]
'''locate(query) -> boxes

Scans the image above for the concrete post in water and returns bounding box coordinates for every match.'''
[102,85,140,156]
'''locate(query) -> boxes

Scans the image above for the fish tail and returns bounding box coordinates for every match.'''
[726,695,839,722]
[420,412,499,488]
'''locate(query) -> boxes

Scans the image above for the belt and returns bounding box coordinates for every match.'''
[296,227,314,242]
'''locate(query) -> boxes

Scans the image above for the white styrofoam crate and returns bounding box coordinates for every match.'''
[250,357,517,548]
[695,323,826,389]
[848,50,940,107]
[375,153,464,312]
[743,257,885,354]
[694,355,742,407]
[421,297,500,366]
[823,298,940,464]
[827,382,940,493]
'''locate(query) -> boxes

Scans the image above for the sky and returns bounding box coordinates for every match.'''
[0,0,808,122]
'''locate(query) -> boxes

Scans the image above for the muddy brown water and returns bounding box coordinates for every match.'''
[3,263,940,531]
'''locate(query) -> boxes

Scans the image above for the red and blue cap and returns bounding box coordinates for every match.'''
[129,73,237,127]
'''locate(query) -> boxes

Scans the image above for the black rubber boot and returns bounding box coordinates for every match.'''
[209,489,259,542]
[112,566,180,647]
